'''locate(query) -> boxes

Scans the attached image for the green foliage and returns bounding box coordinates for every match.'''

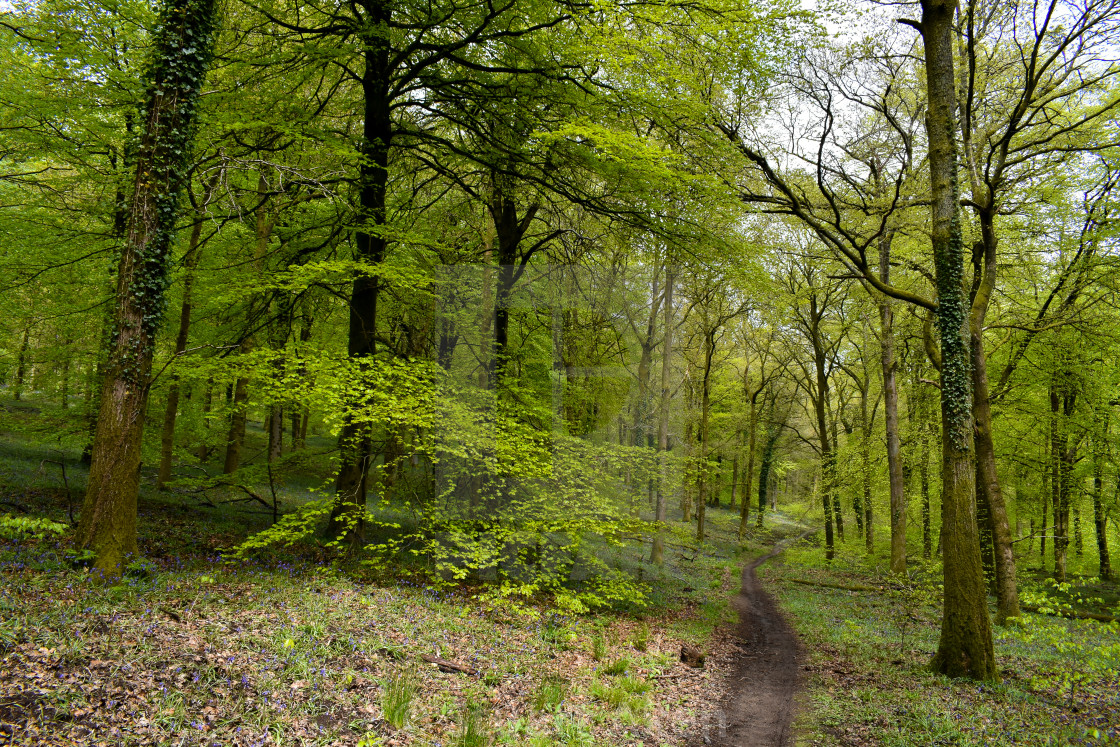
[532,675,567,712]
[599,656,630,676]
[380,671,419,729]
[629,621,650,652]
[452,702,492,747]
[590,631,607,661]
[1005,581,1120,707]
[551,714,594,747]
[0,513,67,541]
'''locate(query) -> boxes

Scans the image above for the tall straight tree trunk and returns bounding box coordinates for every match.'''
[758,416,779,527]
[879,232,905,570]
[59,333,73,408]
[197,379,213,461]
[729,452,739,511]
[920,420,932,559]
[859,389,874,554]
[682,418,694,523]
[651,265,674,564]
[77,0,218,577]
[12,323,30,401]
[157,215,205,488]
[917,0,996,680]
[740,385,761,538]
[1041,445,1050,565]
[223,363,250,474]
[810,298,835,561]
[1092,427,1112,580]
[696,330,715,541]
[268,405,283,462]
[1098,468,1115,580]
[327,0,392,548]
[970,208,1020,622]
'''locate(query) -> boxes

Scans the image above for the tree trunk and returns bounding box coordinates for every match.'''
[1099,467,1115,580]
[810,296,835,561]
[739,399,759,539]
[729,453,739,511]
[1040,446,1050,565]
[223,352,251,475]
[197,379,213,462]
[327,0,392,548]
[859,388,874,555]
[268,404,283,462]
[682,418,694,523]
[920,415,932,559]
[696,331,715,541]
[970,209,1020,622]
[77,0,218,577]
[758,417,778,528]
[12,323,30,401]
[879,233,905,570]
[919,0,996,680]
[59,334,73,408]
[157,215,205,489]
[650,265,674,565]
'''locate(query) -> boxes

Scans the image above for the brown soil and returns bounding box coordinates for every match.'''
[712,544,806,746]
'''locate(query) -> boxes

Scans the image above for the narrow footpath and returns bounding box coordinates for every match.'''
[714,538,808,747]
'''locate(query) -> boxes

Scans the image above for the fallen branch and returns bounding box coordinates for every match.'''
[785,578,875,592]
[420,654,479,676]
[1021,604,1118,624]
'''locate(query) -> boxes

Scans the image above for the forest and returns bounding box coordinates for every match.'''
[1,0,1119,744]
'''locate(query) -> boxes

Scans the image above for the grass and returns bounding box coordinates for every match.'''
[763,549,1120,746]
[532,675,567,712]
[381,671,419,729]
[629,621,650,652]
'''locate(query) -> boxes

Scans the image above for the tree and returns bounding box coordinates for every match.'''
[907,0,996,680]
[77,0,220,576]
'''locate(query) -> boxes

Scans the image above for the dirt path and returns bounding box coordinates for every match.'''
[713,540,807,747]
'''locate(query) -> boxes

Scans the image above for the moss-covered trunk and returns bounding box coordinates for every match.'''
[969,208,1019,622]
[917,0,996,680]
[77,0,217,577]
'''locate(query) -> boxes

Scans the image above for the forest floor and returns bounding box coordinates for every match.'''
[765,542,1120,746]
[0,405,794,746]
[3,399,1120,745]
